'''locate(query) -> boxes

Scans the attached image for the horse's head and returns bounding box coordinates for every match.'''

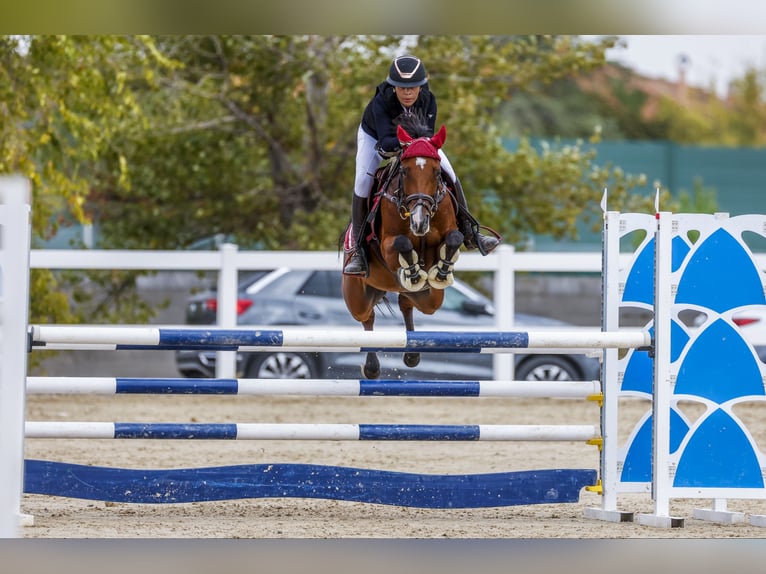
[396,124,447,236]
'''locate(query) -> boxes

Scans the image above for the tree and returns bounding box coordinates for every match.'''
[88,35,661,253]
[1,35,172,333]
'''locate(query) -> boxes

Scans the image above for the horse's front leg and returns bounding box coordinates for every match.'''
[398,295,420,368]
[427,229,463,289]
[393,235,428,292]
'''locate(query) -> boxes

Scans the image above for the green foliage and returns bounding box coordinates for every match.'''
[1,35,173,328]
[84,34,651,256]
[497,81,623,140]
[676,178,718,213]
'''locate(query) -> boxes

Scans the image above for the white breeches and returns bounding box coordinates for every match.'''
[354,125,456,198]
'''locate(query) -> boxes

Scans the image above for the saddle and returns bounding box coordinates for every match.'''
[343,157,400,254]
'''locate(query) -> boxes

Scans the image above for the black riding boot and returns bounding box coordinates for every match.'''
[452,178,501,255]
[343,195,369,275]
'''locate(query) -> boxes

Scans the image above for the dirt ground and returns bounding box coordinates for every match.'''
[19,386,766,539]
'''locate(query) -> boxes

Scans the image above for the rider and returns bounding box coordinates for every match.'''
[343,54,501,276]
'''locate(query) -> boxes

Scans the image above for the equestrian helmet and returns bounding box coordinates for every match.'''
[386,55,428,87]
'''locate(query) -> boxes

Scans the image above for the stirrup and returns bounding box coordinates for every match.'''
[475,233,500,256]
[460,219,501,255]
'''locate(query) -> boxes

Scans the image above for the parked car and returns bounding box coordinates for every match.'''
[175,268,601,381]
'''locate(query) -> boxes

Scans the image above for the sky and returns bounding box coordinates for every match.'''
[603,35,766,97]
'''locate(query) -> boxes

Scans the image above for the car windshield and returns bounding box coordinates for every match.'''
[244,269,320,298]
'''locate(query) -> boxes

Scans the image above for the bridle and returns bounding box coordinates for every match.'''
[396,179,448,221]
[381,149,448,221]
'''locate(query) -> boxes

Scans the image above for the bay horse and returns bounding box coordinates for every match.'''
[342,117,463,379]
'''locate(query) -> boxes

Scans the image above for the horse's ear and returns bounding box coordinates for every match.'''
[429,125,446,149]
[397,124,414,146]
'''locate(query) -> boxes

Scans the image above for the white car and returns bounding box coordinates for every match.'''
[692,306,766,356]
[729,307,766,348]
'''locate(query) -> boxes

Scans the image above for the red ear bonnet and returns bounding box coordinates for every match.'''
[397,124,414,147]
[429,125,446,149]
[398,124,446,161]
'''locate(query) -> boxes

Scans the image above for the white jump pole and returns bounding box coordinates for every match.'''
[584,209,636,523]
[0,176,33,537]
[215,242,238,379]
[25,376,601,398]
[28,325,651,351]
[24,421,601,442]
[637,211,684,528]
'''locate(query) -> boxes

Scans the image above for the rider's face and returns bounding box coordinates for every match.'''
[394,86,421,108]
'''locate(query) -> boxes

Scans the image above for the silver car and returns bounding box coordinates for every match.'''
[175,268,601,381]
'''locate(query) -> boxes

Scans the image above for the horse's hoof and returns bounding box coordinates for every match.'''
[427,266,454,289]
[363,365,380,379]
[403,352,421,368]
[397,267,428,292]
[362,364,380,379]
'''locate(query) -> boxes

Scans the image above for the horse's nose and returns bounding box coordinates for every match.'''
[409,205,430,236]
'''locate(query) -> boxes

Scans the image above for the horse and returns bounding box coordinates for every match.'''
[341,116,464,379]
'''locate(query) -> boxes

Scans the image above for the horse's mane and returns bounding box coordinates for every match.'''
[394,111,434,139]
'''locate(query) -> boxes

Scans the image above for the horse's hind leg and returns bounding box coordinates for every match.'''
[342,277,382,379]
[398,295,420,368]
[364,352,381,379]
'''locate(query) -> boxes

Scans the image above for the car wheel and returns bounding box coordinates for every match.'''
[245,352,319,379]
[515,355,580,381]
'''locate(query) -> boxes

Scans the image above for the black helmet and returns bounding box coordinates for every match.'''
[386,55,428,87]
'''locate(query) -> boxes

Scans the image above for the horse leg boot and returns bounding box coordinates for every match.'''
[452,178,501,255]
[343,194,369,275]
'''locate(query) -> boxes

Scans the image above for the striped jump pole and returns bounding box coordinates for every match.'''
[28,325,652,352]
[26,377,601,399]
[25,422,600,441]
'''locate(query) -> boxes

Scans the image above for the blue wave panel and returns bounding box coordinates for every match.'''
[23,460,597,508]
[621,348,653,394]
[670,320,690,363]
[620,414,652,482]
[620,409,689,483]
[674,408,764,488]
[676,319,765,403]
[622,237,655,305]
[675,228,766,312]
[620,322,687,394]
[622,236,690,306]
[672,235,691,272]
